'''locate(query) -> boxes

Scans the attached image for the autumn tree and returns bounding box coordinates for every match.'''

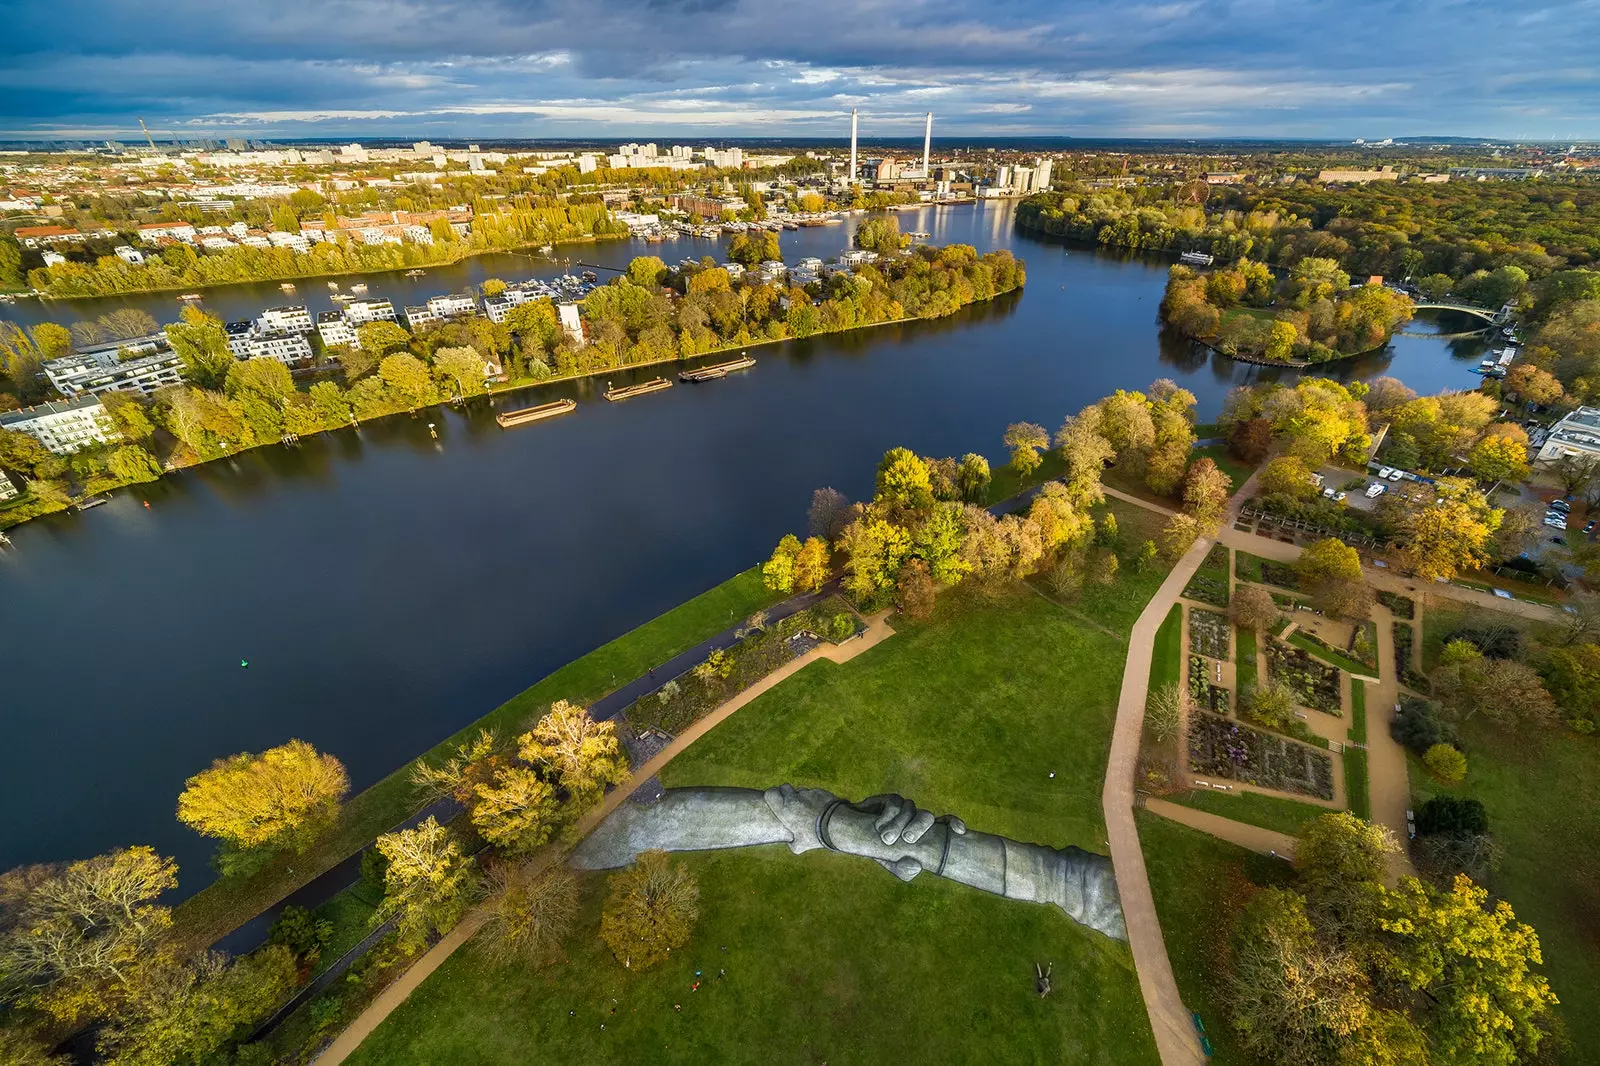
[1295,812,1396,939]
[1466,424,1531,484]
[763,533,803,593]
[1055,411,1114,507]
[176,740,349,855]
[598,850,699,971]
[1028,481,1094,556]
[955,453,991,503]
[808,487,853,540]
[355,320,410,361]
[874,446,935,521]
[378,352,436,409]
[895,557,937,620]
[1505,363,1563,406]
[837,513,911,604]
[477,861,579,966]
[1377,875,1557,1066]
[1296,538,1373,620]
[519,699,629,807]
[791,536,830,592]
[1242,679,1296,731]
[1159,511,1202,559]
[1182,457,1231,529]
[1396,477,1502,582]
[1228,417,1274,463]
[433,346,489,398]
[1230,585,1280,632]
[470,765,560,853]
[410,728,498,804]
[0,846,179,1024]
[1423,743,1468,784]
[1003,421,1050,476]
[163,308,235,390]
[374,817,479,954]
[1430,643,1557,728]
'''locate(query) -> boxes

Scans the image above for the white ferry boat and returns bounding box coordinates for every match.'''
[1179,251,1215,266]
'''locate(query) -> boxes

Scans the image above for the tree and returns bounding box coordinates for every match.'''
[1551,452,1600,496]
[355,320,411,362]
[433,346,488,398]
[1467,424,1530,484]
[378,352,436,409]
[518,699,629,806]
[1423,743,1468,784]
[374,817,479,954]
[1228,417,1274,463]
[99,947,297,1066]
[410,728,498,804]
[1003,422,1049,476]
[874,447,934,519]
[1160,511,1201,559]
[470,765,560,853]
[1,322,61,401]
[104,445,161,485]
[1095,390,1156,457]
[837,513,911,604]
[1431,651,1557,728]
[1262,319,1299,362]
[956,453,991,502]
[1147,683,1185,743]
[0,426,51,477]
[0,847,179,1024]
[101,392,154,440]
[854,215,906,253]
[225,357,294,442]
[30,322,72,360]
[1378,875,1556,1066]
[1505,364,1563,406]
[1182,457,1230,528]
[792,536,830,593]
[895,557,936,620]
[1415,796,1489,837]
[1226,888,1374,1064]
[163,308,234,390]
[1055,413,1114,507]
[808,487,852,540]
[478,861,579,966]
[762,533,802,593]
[1396,477,1502,582]
[1243,679,1295,731]
[1231,585,1280,632]
[626,256,666,288]
[0,1029,70,1066]
[176,739,349,853]
[598,850,699,971]
[1260,455,1318,500]
[1295,812,1396,938]
[1296,538,1373,620]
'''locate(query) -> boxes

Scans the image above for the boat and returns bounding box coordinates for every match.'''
[680,355,756,383]
[279,282,296,291]
[330,293,353,302]
[1179,251,1215,266]
[405,269,426,277]
[603,377,673,402]
[350,282,368,294]
[581,270,598,282]
[495,398,577,428]
[177,293,202,301]
[327,281,340,289]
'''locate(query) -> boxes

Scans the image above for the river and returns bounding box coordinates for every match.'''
[0,202,1487,894]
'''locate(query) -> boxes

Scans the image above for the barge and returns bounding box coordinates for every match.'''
[679,355,756,383]
[604,377,673,401]
[495,398,577,427]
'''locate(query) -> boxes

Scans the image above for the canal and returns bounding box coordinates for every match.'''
[0,202,1487,894]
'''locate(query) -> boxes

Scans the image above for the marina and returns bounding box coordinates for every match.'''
[494,398,577,428]
[679,355,757,382]
[603,376,674,401]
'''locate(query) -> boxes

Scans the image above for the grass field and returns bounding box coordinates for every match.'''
[1286,630,1372,676]
[1192,444,1255,491]
[1236,626,1258,692]
[1413,718,1600,1060]
[1343,748,1370,820]
[1138,812,1289,1066]
[1165,788,1334,837]
[1348,680,1366,743]
[344,847,1158,1066]
[1151,603,1182,695]
[171,568,778,952]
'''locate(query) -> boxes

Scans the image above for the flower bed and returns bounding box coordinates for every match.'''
[1188,608,1231,661]
[1189,712,1335,800]
[1181,543,1232,607]
[1392,621,1429,692]
[1189,654,1231,714]
[1236,551,1301,591]
[1266,639,1341,714]
[1377,590,1414,619]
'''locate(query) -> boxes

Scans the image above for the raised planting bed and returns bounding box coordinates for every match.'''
[1181,543,1232,608]
[1189,712,1335,800]
[1377,589,1414,619]
[1188,608,1231,661]
[1287,628,1375,676]
[1392,620,1429,692]
[1188,654,1231,714]
[1236,551,1301,591]
[1266,639,1342,714]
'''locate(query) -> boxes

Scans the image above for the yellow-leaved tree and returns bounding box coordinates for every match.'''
[598,850,699,971]
[518,700,629,809]
[176,739,349,854]
[1395,476,1503,581]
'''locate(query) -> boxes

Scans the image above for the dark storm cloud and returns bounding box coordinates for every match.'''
[1,0,1596,138]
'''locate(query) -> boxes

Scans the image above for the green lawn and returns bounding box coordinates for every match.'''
[1192,444,1255,491]
[1138,812,1290,1066]
[1286,630,1372,676]
[1152,603,1182,695]
[987,449,1067,506]
[1412,720,1600,1061]
[1234,552,1298,590]
[1165,788,1333,838]
[344,848,1157,1066]
[172,568,778,952]
[1343,748,1370,821]
[1349,680,1367,744]
[1236,627,1258,692]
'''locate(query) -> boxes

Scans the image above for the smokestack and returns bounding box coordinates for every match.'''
[849,109,858,186]
[922,112,932,177]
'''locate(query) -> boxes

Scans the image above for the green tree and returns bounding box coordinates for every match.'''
[763,533,802,593]
[1264,319,1299,361]
[1055,413,1115,507]
[837,514,912,604]
[470,765,560,853]
[1396,477,1502,581]
[176,739,349,853]
[1466,424,1531,484]
[874,446,934,518]
[1243,679,1296,730]
[1295,812,1396,938]
[378,353,436,409]
[1423,743,1468,784]
[224,358,295,442]
[1296,538,1373,620]
[598,850,699,971]
[374,817,479,955]
[955,453,991,502]
[433,346,488,398]
[854,215,906,253]
[626,256,667,288]
[104,445,162,485]
[1003,421,1050,476]
[163,308,235,390]
[355,321,411,360]
[0,426,52,477]
[518,699,629,807]
[308,380,352,428]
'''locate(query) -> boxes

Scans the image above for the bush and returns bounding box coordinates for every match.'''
[1391,698,1457,756]
[599,850,699,971]
[1415,796,1489,836]
[267,904,332,965]
[1423,743,1468,784]
[1442,625,1527,661]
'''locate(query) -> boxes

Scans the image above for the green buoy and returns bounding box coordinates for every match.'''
[240,660,249,668]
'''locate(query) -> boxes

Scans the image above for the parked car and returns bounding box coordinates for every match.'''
[1365,482,1387,499]
[1334,491,1348,502]
[1322,487,1337,499]
[1386,469,1404,481]
[1544,517,1567,529]
[1378,466,1394,479]
[1550,499,1571,513]
[1584,520,1596,535]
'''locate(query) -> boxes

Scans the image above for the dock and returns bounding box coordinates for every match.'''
[603,378,673,402]
[679,355,756,383]
[495,398,577,428]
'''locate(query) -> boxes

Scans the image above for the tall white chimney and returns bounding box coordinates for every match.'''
[849,108,859,186]
[922,112,932,177]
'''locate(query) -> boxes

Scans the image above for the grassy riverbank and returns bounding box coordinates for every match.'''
[170,567,777,952]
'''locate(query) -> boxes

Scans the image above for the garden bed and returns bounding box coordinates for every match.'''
[1392,621,1429,692]
[1188,609,1231,661]
[1236,551,1301,591]
[1188,654,1231,715]
[1266,639,1342,714]
[1377,590,1414,619]
[1181,544,1232,608]
[1189,713,1335,800]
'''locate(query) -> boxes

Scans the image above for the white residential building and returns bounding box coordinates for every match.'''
[1536,407,1600,463]
[200,236,236,250]
[136,221,197,243]
[225,321,255,357]
[113,245,145,265]
[558,302,583,344]
[427,292,477,318]
[343,298,396,325]
[316,311,359,350]
[267,231,310,252]
[257,305,313,334]
[44,345,184,397]
[42,251,66,267]
[239,234,272,249]
[0,470,18,502]
[241,332,314,366]
[402,224,433,245]
[404,305,441,329]
[0,397,119,455]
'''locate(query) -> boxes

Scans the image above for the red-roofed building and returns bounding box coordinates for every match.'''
[13,225,83,248]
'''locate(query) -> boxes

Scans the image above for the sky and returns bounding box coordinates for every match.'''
[2,0,1598,142]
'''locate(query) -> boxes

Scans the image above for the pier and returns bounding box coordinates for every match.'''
[495,398,577,427]
[604,378,674,402]
[679,356,757,383]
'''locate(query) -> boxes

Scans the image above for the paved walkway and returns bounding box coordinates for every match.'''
[314,614,896,1065]
[1143,798,1297,858]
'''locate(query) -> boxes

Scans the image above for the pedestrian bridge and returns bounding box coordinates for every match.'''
[1410,301,1505,323]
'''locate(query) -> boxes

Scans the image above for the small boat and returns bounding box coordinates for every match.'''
[350,282,368,294]
[178,293,202,301]
[405,269,426,278]
[581,270,598,283]
[279,282,296,291]
[604,377,673,402]
[1179,251,1215,266]
[0,531,12,547]
[680,355,756,383]
[327,281,340,289]
[330,293,353,302]
[496,398,577,427]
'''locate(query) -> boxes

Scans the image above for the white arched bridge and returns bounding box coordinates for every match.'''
[1409,300,1512,324]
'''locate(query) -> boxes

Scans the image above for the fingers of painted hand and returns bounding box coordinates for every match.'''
[873,856,923,882]
[946,815,967,836]
[900,809,936,844]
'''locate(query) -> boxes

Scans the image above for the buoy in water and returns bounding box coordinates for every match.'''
[240,660,249,668]
[143,501,151,509]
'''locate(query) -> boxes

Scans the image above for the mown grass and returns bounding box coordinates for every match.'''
[1343,748,1370,820]
[1193,444,1255,491]
[1286,630,1372,677]
[1164,788,1333,838]
[1349,680,1367,744]
[1152,603,1183,695]
[1236,626,1258,693]
[171,568,778,952]
[344,848,1157,1066]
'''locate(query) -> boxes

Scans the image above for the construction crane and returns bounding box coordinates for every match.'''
[137,117,158,152]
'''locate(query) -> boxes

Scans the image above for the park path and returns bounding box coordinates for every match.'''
[313,614,896,1065]
[1366,605,1418,884]
[1143,798,1297,858]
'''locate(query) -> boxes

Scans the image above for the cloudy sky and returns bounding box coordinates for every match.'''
[2,0,1597,142]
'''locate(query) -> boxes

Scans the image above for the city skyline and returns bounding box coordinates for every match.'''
[3,0,1599,142]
